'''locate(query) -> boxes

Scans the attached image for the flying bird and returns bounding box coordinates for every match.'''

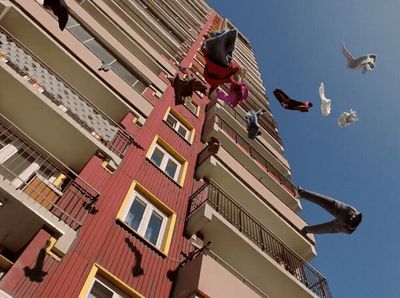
[342,43,376,74]
[319,82,331,116]
[43,0,69,31]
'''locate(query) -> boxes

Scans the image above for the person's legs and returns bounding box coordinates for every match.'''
[302,219,340,235]
[298,188,341,217]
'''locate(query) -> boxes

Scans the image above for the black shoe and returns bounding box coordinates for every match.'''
[297,186,304,196]
[300,228,308,237]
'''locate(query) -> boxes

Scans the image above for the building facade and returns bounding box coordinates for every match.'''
[0,0,331,297]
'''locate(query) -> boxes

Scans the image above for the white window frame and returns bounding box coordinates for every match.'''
[87,275,129,298]
[165,113,191,141]
[150,144,182,181]
[121,191,168,248]
[184,101,199,116]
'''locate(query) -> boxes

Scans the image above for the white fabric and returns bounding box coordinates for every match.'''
[338,109,358,127]
[319,82,331,116]
[342,43,376,74]
[35,0,45,5]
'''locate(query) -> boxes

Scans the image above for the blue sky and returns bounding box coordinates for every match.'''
[207,1,400,297]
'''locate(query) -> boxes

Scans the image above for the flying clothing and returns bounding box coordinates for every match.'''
[203,29,238,67]
[42,0,69,31]
[170,75,207,105]
[342,43,376,74]
[203,56,241,92]
[338,109,358,127]
[298,187,362,235]
[245,109,265,139]
[273,89,313,112]
[202,29,242,92]
[216,81,249,107]
[319,82,331,116]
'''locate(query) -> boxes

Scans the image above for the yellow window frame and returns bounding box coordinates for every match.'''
[146,135,189,187]
[163,107,196,144]
[79,263,144,298]
[116,181,177,256]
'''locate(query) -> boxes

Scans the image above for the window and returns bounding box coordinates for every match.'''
[88,276,129,298]
[150,145,181,181]
[146,137,188,186]
[64,16,148,93]
[80,264,143,298]
[164,108,195,143]
[122,192,167,247]
[184,100,200,116]
[116,182,177,255]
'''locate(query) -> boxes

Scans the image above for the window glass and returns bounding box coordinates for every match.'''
[177,126,188,138]
[133,80,147,94]
[84,39,115,64]
[150,147,164,167]
[68,25,93,42]
[125,197,146,231]
[184,102,198,115]
[165,159,178,179]
[111,61,138,86]
[145,211,163,245]
[88,280,114,298]
[166,114,178,128]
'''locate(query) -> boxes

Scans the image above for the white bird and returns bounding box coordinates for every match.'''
[342,43,376,74]
[338,109,358,127]
[319,82,331,116]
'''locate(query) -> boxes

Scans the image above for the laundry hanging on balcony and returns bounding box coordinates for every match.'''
[337,109,358,127]
[319,82,331,116]
[245,109,266,139]
[298,187,362,235]
[342,43,376,74]
[169,74,207,105]
[216,81,248,107]
[273,89,313,112]
[40,0,69,31]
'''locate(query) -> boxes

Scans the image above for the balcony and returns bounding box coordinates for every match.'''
[0,28,137,170]
[186,182,331,298]
[202,105,298,211]
[173,250,269,298]
[0,114,99,256]
[212,99,289,170]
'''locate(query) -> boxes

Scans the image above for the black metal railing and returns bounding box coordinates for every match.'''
[0,115,99,230]
[214,115,296,197]
[188,181,332,298]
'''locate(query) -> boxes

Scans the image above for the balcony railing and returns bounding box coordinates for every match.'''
[0,115,99,230]
[188,181,332,298]
[214,115,296,197]
[0,28,138,158]
[239,102,282,146]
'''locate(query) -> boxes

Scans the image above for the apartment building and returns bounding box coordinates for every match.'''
[0,0,331,297]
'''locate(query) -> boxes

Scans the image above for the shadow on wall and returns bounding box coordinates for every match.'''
[23,241,50,283]
[124,238,144,277]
